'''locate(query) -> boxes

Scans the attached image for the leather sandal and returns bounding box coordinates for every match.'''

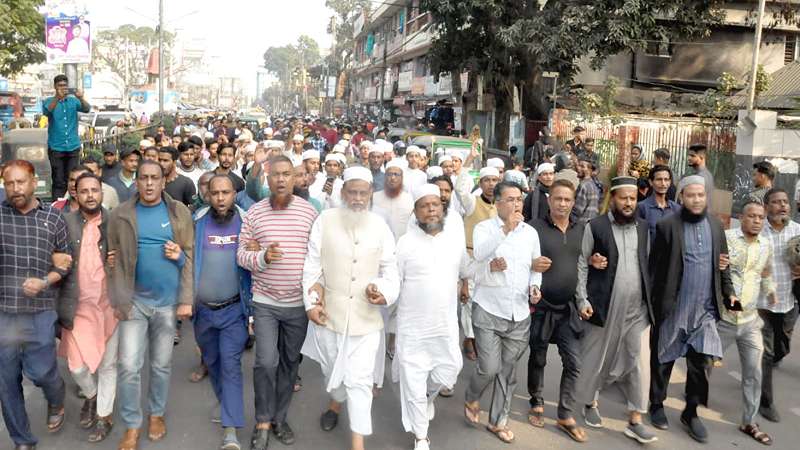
[486,425,515,444]
[118,428,140,450]
[527,408,545,428]
[557,421,588,443]
[740,424,772,446]
[464,402,480,426]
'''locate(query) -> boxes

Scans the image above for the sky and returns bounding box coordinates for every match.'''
[80,0,335,96]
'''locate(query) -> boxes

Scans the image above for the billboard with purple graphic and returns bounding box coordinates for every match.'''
[45,16,91,64]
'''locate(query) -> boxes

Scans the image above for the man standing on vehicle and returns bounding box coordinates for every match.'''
[43,74,91,199]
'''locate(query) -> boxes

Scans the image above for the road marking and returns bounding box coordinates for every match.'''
[728,371,742,382]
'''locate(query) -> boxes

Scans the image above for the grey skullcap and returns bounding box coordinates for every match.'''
[678,175,705,194]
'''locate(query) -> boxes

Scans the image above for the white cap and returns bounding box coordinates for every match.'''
[292,134,304,142]
[302,150,320,161]
[504,169,527,186]
[536,162,555,175]
[448,149,465,161]
[331,144,346,154]
[479,167,500,179]
[204,131,214,139]
[324,153,346,165]
[263,127,274,135]
[337,139,350,147]
[263,140,283,149]
[435,147,445,156]
[426,166,444,179]
[374,139,388,148]
[438,155,452,164]
[244,142,257,154]
[487,158,504,169]
[381,141,395,154]
[406,145,426,157]
[343,166,373,184]
[139,139,151,148]
[413,184,441,203]
[385,159,405,171]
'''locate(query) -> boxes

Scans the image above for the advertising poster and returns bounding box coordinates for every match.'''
[45,16,92,64]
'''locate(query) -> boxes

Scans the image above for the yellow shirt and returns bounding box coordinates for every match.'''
[724,228,775,325]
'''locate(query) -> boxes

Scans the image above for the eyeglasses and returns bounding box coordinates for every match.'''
[500,197,523,204]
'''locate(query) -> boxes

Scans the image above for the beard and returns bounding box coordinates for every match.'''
[341,207,368,230]
[418,218,444,234]
[680,205,707,223]
[293,186,309,200]
[611,207,636,225]
[211,207,235,224]
[79,204,102,216]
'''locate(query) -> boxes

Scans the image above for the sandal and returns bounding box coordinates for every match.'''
[557,421,588,443]
[293,376,302,393]
[463,339,477,361]
[189,364,208,383]
[740,424,772,446]
[527,408,545,428]
[464,402,480,426]
[486,425,515,444]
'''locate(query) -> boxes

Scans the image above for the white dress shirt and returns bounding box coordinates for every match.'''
[372,190,415,241]
[472,216,542,321]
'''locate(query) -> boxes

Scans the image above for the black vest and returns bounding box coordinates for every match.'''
[585,215,653,327]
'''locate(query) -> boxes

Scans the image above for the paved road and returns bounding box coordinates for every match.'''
[12,326,800,450]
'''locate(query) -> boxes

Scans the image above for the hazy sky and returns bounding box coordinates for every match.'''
[81,0,335,95]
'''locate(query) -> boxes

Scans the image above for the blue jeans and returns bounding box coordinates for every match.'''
[117,301,177,428]
[193,302,248,428]
[0,310,65,446]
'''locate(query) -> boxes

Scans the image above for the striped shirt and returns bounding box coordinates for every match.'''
[237,195,317,307]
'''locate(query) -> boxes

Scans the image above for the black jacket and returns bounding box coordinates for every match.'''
[523,184,549,223]
[58,209,110,330]
[649,212,734,326]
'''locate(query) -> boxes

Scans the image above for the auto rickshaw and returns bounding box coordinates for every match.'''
[1,128,52,201]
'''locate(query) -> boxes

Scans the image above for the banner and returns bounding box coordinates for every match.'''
[45,16,91,64]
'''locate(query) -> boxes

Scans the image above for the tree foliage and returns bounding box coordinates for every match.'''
[325,0,370,74]
[0,0,45,77]
[92,24,175,94]
[262,35,322,83]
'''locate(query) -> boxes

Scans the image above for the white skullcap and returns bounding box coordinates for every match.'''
[504,169,527,186]
[435,147,445,156]
[381,141,395,153]
[406,145,426,157]
[302,150,320,161]
[292,134,304,142]
[263,127,273,135]
[343,166,373,184]
[331,144,346,154]
[324,153,345,165]
[413,183,441,203]
[426,166,444,179]
[374,139,388,148]
[244,142,257,154]
[139,139,151,148]
[479,167,500,179]
[204,131,214,139]
[385,159,405,171]
[438,155,452,164]
[678,175,706,194]
[487,158,504,169]
[448,149,465,161]
[263,140,283,149]
[536,162,555,175]
[337,139,350,147]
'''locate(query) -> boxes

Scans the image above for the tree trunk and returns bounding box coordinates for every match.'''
[492,80,513,151]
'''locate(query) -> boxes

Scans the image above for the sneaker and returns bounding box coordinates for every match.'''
[680,412,708,443]
[221,428,241,450]
[414,438,430,450]
[583,405,603,429]
[624,422,658,444]
[648,405,669,430]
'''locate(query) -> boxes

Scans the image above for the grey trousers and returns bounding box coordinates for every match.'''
[252,303,308,425]
[465,303,530,428]
[718,318,764,425]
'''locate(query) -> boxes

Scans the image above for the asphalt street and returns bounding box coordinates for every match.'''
[10,326,800,450]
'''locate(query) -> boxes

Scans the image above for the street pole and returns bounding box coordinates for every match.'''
[378,29,387,123]
[158,0,165,116]
[64,64,78,89]
[746,0,766,112]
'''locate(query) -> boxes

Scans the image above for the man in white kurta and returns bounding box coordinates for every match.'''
[301,166,399,450]
[395,184,468,450]
[403,146,429,193]
[372,160,415,242]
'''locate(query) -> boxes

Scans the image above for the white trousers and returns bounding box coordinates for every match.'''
[459,278,476,339]
[397,333,462,439]
[70,328,119,417]
[304,325,380,436]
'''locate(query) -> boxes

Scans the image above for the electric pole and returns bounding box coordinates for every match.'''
[158,0,165,115]
[746,0,766,112]
[378,28,387,124]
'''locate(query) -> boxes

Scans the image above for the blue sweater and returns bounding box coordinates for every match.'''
[133,201,185,307]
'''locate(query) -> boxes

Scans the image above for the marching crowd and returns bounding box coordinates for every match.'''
[1,75,798,450]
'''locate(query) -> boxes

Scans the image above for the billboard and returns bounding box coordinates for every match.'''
[45,16,91,64]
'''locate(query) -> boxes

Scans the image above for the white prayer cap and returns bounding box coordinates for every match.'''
[487,158,504,169]
[435,147,445,156]
[343,166,373,184]
[292,134,304,142]
[244,142,257,154]
[448,149,465,161]
[438,155,452,164]
[504,169,527,187]
[406,145,426,157]
[385,159,405,171]
[337,139,350,147]
[479,167,500,179]
[204,131,214,139]
[374,139,388,148]
[324,153,345,165]
[413,183,441,204]
[678,175,706,193]
[302,150,320,161]
[139,139,151,148]
[263,127,274,135]
[536,162,555,175]
[263,140,283,149]
[426,166,444,179]
[331,144,346,154]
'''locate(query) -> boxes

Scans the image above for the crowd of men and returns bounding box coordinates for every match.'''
[0,75,797,450]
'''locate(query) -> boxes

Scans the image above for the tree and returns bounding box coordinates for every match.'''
[325,0,369,74]
[262,35,323,112]
[422,0,728,148]
[0,0,45,77]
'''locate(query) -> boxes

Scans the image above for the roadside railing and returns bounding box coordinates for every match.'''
[80,123,162,157]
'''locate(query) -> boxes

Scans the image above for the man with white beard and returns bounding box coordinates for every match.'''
[301,166,400,450]
[394,184,468,450]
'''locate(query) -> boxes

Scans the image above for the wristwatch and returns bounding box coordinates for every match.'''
[42,277,51,290]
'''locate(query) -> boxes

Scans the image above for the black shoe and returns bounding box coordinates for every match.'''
[79,396,97,429]
[250,426,269,450]
[272,422,295,445]
[320,409,339,431]
[759,405,781,423]
[15,445,36,450]
[680,412,708,443]
[648,405,669,430]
